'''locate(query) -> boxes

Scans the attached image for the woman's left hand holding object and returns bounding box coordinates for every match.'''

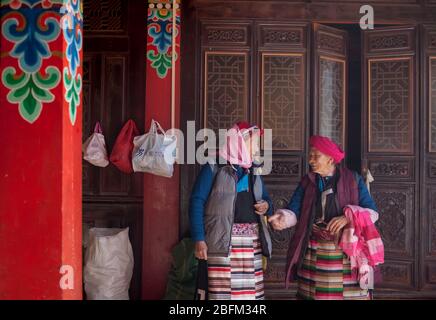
[254,200,269,215]
[326,215,349,234]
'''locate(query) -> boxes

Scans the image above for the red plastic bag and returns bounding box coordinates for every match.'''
[110,119,139,173]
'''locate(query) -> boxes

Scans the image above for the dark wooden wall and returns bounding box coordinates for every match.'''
[422,23,436,294]
[181,0,436,299]
[82,0,146,300]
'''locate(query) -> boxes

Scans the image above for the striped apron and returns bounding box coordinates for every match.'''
[207,223,264,300]
[296,224,370,300]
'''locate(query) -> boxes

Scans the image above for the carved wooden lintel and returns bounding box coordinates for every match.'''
[370,34,408,50]
[369,159,413,180]
[260,26,304,47]
[318,31,344,54]
[203,24,249,46]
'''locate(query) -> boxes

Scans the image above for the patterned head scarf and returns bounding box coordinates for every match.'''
[218,122,263,168]
[309,135,345,164]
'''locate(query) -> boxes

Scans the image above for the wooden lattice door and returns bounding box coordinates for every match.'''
[362,26,419,295]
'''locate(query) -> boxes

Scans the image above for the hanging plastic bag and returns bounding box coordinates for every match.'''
[82,122,109,167]
[132,119,177,178]
[110,119,139,173]
[84,227,134,300]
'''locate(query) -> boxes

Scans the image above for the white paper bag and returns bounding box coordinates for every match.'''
[83,122,109,167]
[132,119,177,177]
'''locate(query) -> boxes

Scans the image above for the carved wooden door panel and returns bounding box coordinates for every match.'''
[362,26,419,294]
[256,22,310,299]
[422,25,436,294]
[200,21,252,132]
[313,24,348,151]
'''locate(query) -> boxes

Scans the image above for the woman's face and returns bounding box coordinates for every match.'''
[308,147,335,176]
[244,133,260,159]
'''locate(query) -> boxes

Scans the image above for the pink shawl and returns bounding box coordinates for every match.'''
[339,205,384,289]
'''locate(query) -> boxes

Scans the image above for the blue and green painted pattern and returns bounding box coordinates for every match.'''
[147,0,180,79]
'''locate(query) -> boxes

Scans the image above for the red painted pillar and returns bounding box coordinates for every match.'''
[142,0,181,299]
[0,0,83,299]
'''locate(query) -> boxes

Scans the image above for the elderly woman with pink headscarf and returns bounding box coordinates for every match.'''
[269,135,381,300]
[189,121,273,300]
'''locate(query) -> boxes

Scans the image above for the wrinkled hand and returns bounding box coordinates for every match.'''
[254,200,269,215]
[268,213,287,231]
[327,215,349,235]
[195,241,208,260]
[268,209,297,230]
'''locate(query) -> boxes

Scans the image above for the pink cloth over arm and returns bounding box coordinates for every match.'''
[339,205,384,289]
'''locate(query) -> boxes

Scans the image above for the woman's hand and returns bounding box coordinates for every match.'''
[326,215,349,234]
[254,200,269,215]
[268,209,298,230]
[195,241,208,260]
[268,213,284,230]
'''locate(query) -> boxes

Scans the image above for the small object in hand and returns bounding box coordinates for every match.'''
[315,221,328,229]
[254,200,268,215]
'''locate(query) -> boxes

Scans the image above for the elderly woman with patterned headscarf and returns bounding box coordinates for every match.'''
[269,135,383,300]
[189,121,274,300]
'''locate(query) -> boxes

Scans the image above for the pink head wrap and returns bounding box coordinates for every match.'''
[309,135,345,164]
[218,122,262,168]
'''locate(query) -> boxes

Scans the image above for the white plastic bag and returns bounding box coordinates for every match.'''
[83,122,109,167]
[84,227,134,300]
[132,119,177,177]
